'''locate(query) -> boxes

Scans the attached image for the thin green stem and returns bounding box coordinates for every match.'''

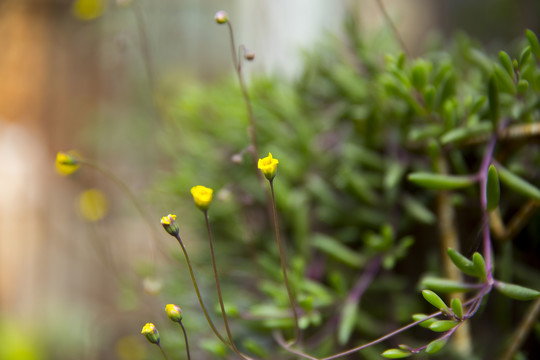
[204,211,252,360]
[173,234,228,346]
[179,320,191,360]
[269,180,300,344]
[157,343,169,360]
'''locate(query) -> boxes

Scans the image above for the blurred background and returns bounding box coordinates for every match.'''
[0,0,539,359]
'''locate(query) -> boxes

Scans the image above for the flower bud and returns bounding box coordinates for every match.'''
[141,323,160,344]
[56,151,81,176]
[161,214,179,236]
[165,304,183,323]
[190,186,214,211]
[214,10,228,24]
[258,152,279,181]
[244,49,255,61]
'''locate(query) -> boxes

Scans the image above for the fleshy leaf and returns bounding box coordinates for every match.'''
[446,248,479,277]
[497,165,540,201]
[486,165,500,211]
[451,298,463,320]
[426,338,448,354]
[429,320,459,332]
[422,290,449,313]
[495,282,540,301]
[408,173,475,190]
[421,276,474,293]
[381,349,412,359]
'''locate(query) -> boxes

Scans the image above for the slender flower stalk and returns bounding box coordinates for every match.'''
[161,214,252,359]
[203,210,249,359]
[257,153,300,343]
[269,180,300,344]
[215,11,262,180]
[165,304,191,360]
[141,323,169,360]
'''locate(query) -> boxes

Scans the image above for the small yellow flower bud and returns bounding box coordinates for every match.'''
[214,10,228,24]
[258,152,279,181]
[56,151,81,176]
[161,214,179,236]
[190,186,214,211]
[141,323,160,344]
[165,304,183,323]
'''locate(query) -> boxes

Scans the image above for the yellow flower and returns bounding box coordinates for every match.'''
[190,186,214,211]
[78,189,108,222]
[72,0,105,21]
[165,304,183,323]
[161,214,179,236]
[56,151,80,176]
[141,323,160,344]
[258,152,279,181]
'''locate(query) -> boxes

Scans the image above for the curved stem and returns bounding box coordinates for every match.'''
[203,211,251,360]
[269,180,300,344]
[157,343,169,360]
[179,320,191,360]
[173,234,228,346]
[374,0,410,57]
[78,159,165,265]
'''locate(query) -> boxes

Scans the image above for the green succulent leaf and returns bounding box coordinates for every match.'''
[486,165,500,211]
[472,252,487,282]
[439,121,492,145]
[497,164,540,201]
[429,320,459,332]
[422,290,449,313]
[493,64,515,94]
[519,46,531,66]
[498,51,515,79]
[421,276,474,293]
[338,301,358,345]
[451,298,464,319]
[525,29,540,60]
[426,338,448,354]
[495,281,540,301]
[447,248,479,276]
[408,172,476,190]
[488,75,500,127]
[412,313,437,328]
[381,349,412,359]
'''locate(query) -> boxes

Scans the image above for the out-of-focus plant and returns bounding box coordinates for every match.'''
[57,4,540,360]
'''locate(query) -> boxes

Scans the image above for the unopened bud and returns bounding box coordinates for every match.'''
[141,323,160,344]
[165,304,183,323]
[214,11,228,24]
[161,214,179,236]
[244,50,255,61]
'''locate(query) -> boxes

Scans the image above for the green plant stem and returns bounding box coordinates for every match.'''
[179,320,191,360]
[203,211,251,360]
[173,234,229,346]
[157,343,169,360]
[269,180,300,344]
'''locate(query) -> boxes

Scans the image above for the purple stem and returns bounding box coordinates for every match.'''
[347,256,382,304]
[478,135,497,283]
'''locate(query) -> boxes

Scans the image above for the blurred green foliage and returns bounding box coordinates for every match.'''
[153,12,540,359]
